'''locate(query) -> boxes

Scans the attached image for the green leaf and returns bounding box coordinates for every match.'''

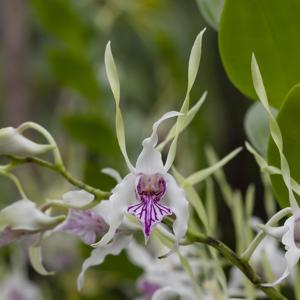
[196,0,224,30]
[268,83,300,207]
[219,0,300,108]
[244,102,277,156]
[48,49,101,102]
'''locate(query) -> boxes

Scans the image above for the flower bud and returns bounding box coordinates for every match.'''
[0,127,53,156]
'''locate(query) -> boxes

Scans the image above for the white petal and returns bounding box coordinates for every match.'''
[101,168,122,183]
[0,127,53,156]
[126,240,154,269]
[92,174,136,247]
[152,287,177,300]
[77,233,132,291]
[164,174,189,244]
[0,200,64,232]
[136,111,181,174]
[62,190,94,208]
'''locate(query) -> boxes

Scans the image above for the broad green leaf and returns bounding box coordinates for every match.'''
[244,102,277,156]
[268,84,300,207]
[219,0,300,108]
[196,0,224,30]
[165,29,206,171]
[105,43,134,172]
[48,49,101,103]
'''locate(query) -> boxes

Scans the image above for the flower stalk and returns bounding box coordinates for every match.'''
[184,231,287,300]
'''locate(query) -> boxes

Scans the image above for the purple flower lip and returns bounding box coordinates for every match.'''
[128,173,172,239]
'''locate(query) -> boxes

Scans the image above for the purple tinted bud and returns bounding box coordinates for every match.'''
[128,173,172,239]
[56,209,108,245]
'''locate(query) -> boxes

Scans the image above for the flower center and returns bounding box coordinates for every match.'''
[136,173,166,200]
[127,173,172,239]
[294,218,300,244]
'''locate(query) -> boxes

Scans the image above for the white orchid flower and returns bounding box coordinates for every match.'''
[92,29,207,249]
[0,126,53,157]
[127,240,200,300]
[259,208,300,286]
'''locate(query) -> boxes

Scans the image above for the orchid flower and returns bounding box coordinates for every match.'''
[93,29,206,249]
[127,240,201,300]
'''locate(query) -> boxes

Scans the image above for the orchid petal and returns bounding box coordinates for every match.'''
[101,167,122,183]
[55,209,108,245]
[0,127,53,157]
[252,54,299,211]
[105,42,134,172]
[61,190,94,208]
[165,174,189,246]
[157,92,207,151]
[29,245,54,276]
[77,233,132,291]
[136,111,181,174]
[165,29,206,171]
[152,287,178,300]
[92,174,135,247]
[0,200,64,232]
[259,224,287,240]
[0,228,28,247]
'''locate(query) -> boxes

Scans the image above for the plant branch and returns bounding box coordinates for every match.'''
[184,231,287,300]
[5,155,110,200]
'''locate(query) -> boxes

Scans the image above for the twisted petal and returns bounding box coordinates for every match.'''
[92,174,136,247]
[77,233,132,291]
[101,167,122,183]
[0,200,64,232]
[136,111,181,174]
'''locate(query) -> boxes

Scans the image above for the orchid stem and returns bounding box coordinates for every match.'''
[5,155,110,200]
[184,231,287,300]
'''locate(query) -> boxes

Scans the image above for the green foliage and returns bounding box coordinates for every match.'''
[219,0,300,108]
[268,84,300,207]
[61,114,117,156]
[47,49,101,103]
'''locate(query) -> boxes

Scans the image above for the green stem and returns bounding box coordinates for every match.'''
[6,155,110,200]
[184,231,287,300]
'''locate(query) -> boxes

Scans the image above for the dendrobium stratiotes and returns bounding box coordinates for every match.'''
[93,29,206,248]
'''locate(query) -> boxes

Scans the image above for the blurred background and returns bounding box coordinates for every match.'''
[0,0,266,299]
